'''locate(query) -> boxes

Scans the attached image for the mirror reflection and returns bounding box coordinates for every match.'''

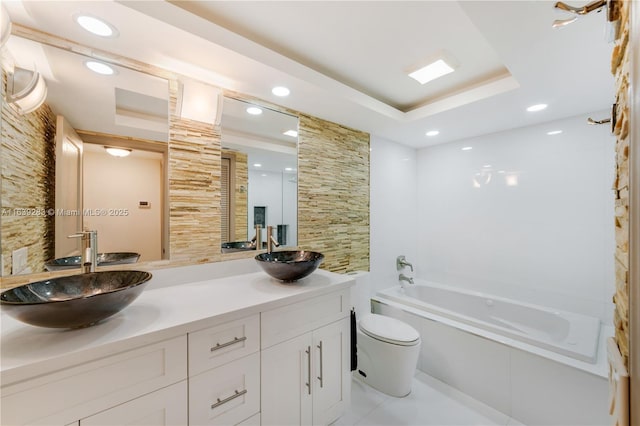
[1,35,169,275]
[220,97,298,253]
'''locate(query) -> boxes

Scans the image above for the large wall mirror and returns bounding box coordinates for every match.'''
[1,34,170,276]
[220,97,298,252]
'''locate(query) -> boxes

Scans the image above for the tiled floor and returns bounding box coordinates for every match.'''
[334,372,525,426]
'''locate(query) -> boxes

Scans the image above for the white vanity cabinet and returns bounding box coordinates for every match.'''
[1,336,188,426]
[188,314,261,425]
[80,381,188,426]
[260,289,351,426]
[0,270,355,426]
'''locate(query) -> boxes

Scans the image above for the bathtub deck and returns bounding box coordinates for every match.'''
[335,373,523,426]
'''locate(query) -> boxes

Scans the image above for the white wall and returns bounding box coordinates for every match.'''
[415,112,616,323]
[369,135,418,295]
[248,170,297,246]
[83,150,163,262]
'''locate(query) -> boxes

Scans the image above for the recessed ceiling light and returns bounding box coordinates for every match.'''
[283,130,298,138]
[75,15,118,37]
[85,61,115,75]
[498,170,506,174]
[285,167,294,171]
[253,163,262,168]
[272,86,290,97]
[526,103,548,112]
[246,106,262,115]
[425,130,440,137]
[104,146,131,157]
[261,174,268,177]
[408,59,455,85]
[547,130,563,135]
[461,146,473,151]
[483,164,492,168]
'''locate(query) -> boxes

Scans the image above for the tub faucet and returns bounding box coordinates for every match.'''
[266,226,280,254]
[399,273,414,286]
[396,255,413,272]
[68,230,98,273]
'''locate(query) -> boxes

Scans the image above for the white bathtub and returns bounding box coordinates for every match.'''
[375,281,601,363]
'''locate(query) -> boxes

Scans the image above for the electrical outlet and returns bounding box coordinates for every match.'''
[12,247,28,275]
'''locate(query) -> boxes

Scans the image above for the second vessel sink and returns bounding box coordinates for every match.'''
[255,250,324,282]
[0,270,151,328]
[221,241,256,253]
[45,252,140,271]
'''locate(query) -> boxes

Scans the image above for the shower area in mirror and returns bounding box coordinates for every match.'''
[220,97,298,251]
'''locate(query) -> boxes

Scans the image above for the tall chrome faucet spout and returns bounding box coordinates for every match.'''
[68,230,98,273]
[266,226,280,254]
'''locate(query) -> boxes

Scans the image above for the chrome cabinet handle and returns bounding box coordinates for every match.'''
[305,346,311,395]
[210,389,247,410]
[317,341,324,388]
[210,336,246,352]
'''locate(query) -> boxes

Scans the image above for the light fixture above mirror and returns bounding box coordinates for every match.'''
[104,146,132,157]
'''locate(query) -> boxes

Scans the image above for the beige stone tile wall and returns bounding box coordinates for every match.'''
[168,84,222,262]
[1,69,56,276]
[298,114,370,273]
[610,0,630,367]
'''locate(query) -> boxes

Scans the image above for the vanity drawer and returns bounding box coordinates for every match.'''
[1,336,187,426]
[189,352,260,426]
[188,314,260,376]
[261,289,349,348]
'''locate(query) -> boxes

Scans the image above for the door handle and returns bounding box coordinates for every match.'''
[305,346,311,395]
[317,341,324,388]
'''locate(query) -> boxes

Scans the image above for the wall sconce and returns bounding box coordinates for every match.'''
[6,67,48,115]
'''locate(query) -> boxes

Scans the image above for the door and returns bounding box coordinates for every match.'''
[312,318,351,426]
[54,115,83,258]
[261,333,313,425]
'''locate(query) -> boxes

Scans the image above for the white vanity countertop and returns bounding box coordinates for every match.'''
[0,268,355,386]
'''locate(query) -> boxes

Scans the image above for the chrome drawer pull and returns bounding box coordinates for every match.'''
[210,336,247,352]
[211,389,247,410]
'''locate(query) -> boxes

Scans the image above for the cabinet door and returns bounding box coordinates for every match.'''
[80,381,187,426]
[261,333,313,425]
[312,318,351,426]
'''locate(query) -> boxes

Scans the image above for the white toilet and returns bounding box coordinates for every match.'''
[350,272,421,397]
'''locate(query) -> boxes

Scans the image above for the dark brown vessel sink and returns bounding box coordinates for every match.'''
[44,252,141,271]
[0,270,151,328]
[255,251,324,282]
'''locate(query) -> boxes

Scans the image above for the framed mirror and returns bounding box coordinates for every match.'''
[220,96,298,253]
[1,34,170,276]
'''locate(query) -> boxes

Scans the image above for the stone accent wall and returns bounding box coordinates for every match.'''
[1,70,56,275]
[168,118,221,261]
[298,114,370,273]
[611,0,630,368]
[234,151,248,241]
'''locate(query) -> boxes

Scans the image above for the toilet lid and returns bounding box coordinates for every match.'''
[359,314,420,346]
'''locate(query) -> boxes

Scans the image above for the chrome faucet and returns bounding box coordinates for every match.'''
[68,230,98,273]
[396,255,413,272]
[251,224,262,249]
[399,273,414,286]
[266,225,280,254]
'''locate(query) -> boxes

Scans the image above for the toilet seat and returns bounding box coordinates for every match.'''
[359,314,420,346]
